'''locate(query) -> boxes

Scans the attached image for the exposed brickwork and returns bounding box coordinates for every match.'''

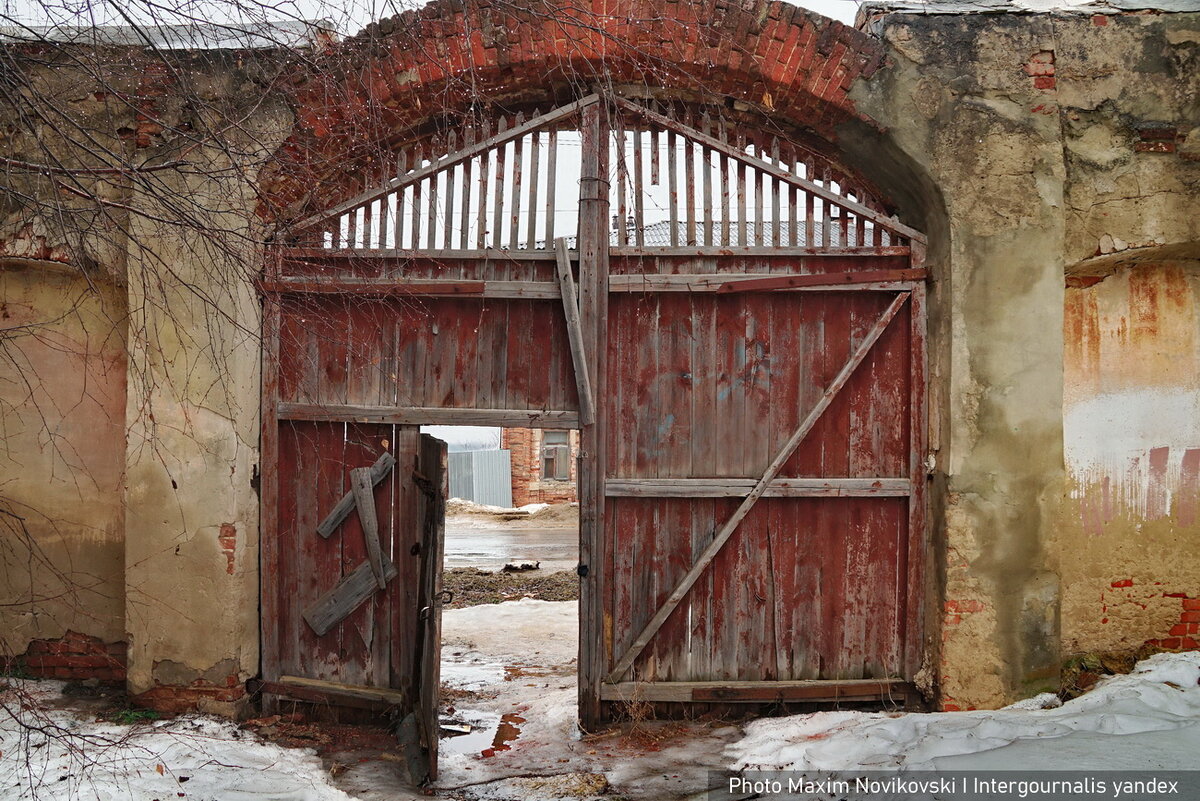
[262,0,890,220]
[219,522,237,575]
[1145,594,1200,651]
[502,427,579,506]
[10,631,127,683]
[132,674,247,716]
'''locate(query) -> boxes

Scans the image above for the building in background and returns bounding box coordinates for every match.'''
[502,428,579,506]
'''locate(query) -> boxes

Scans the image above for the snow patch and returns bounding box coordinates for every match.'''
[729,651,1200,773]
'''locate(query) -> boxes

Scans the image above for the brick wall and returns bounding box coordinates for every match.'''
[9,631,127,683]
[502,427,579,506]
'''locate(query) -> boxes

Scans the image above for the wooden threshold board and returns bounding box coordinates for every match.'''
[600,679,911,703]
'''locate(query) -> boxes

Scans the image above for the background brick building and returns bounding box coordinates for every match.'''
[501,428,579,506]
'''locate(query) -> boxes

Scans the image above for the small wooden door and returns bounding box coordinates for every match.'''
[260,422,446,782]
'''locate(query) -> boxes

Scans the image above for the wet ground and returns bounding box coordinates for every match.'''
[443,525,578,572]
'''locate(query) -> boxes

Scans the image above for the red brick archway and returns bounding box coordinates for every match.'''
[262,0,889,224]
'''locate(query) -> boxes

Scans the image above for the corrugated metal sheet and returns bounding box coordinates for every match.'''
[449,449,513,508]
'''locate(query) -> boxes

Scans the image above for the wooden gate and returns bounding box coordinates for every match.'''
[261,92,927,747]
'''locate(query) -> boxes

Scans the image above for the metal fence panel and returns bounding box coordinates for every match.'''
[447,449,512,508]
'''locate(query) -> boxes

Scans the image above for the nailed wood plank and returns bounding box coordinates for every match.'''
[278,675,408,705]
[287,96,599,233]
[259,276,561,300]
[612,96,926,244]
[316,452,396,539]
[604,477,912,497]
[555,238,595,426]
[280,402,580,428]
[607,270,925,293]
[350,467,386,589]
[249,678,399,712]
[302,554,398,636]
[599,679,909,703]
[606,292,911,683]
[276,247,558,262]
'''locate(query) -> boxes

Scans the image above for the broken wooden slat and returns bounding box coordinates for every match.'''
[277,674,407,705]
[249,678,400,713]
[315,452,396,539]
[303,553,398,636]
[555,238,595,426]
[604,477,912,498]
[350,467,386,589]
[605,291,911,683]
[280,402,579,428]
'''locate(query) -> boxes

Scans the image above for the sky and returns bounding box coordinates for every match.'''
[1,0,861,34]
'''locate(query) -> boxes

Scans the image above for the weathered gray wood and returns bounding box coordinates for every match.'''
[415,434,447,782]
[350,467,386,589]
[606,291,912,683]
[493,117,507,249]
[277,246,557,261]
[632,126,644,247]
[277,674,408,705]
[604,477,912,498]
[667,129,678,246]
[280,402,579,428]
[302,554,398,636]
[555,238,595,426]
[599,679,909,703]
[260,276,562,300]
[510,113,524,248]
[607,270,924,293]
[444,130,456,249]
[605,245,910,258]
[546,127,557,244]
[316,452,396,539]
[612,96,927,243]
[527,125,540,251]
[287,96,599,234]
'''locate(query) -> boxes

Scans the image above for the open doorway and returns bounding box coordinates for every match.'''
[426,425,582,775]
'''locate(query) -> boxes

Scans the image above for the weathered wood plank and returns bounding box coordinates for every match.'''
[555,239,595,426]
[278,675,408,705]
[280,402,580,428]
[302,554,398,637]
[316,452,396,539]
[606,246,910,258]
[603,478,908,499]
[606,292,911,683]
[607,270,924,293]
[260,276,561,300]
[350,467,386,589]
[599,679,909,703]
[249,678,400,712]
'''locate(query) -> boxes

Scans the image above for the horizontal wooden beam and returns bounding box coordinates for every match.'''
[275,247,559,262]
[259,276,560,300]
[248,678,400,713]
[600,679,910,703]
[605,477,911,498]
[609,246,911,258]
[278,402,580,428]
[608,270,924,294]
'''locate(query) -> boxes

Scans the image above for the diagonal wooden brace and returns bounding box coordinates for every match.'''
[555,238,595,426]
[350,467,387,590]
[317,451,395,538]
[605,292,911,683]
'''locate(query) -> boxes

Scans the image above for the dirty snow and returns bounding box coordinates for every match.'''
[0,680,353,801]
[730,651,1200,773]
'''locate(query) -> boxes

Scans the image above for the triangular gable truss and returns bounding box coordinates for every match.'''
[281,92,924,254]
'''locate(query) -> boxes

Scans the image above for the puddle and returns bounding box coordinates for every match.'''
[440,657,505,690]
[440,708,525,758]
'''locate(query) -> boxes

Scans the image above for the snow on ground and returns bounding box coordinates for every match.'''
[729,651,1200,773]
[0,680,353,801]
[443,598,578,665]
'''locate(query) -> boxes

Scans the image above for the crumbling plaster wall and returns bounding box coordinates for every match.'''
[0,51,292,709]
[850,8,1199,708]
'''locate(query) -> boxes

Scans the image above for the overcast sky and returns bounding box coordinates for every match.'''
[1,0,860,33]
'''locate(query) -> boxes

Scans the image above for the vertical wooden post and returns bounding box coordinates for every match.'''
[259,250,282,712]
[577,100,609,729]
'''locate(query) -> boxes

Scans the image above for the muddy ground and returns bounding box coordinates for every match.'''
[442,567,579,608]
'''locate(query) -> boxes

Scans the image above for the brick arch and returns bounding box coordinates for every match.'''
[261,0,889,223]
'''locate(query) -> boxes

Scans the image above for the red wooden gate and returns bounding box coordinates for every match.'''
[261,92,927,755]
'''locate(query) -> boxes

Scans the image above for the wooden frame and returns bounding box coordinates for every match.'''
[259,92,930,736]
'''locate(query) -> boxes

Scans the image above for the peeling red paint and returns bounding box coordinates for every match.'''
[218,523,237,575]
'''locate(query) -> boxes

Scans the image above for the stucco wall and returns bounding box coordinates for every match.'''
[0,260,127,651]
[850,8,1200,708]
